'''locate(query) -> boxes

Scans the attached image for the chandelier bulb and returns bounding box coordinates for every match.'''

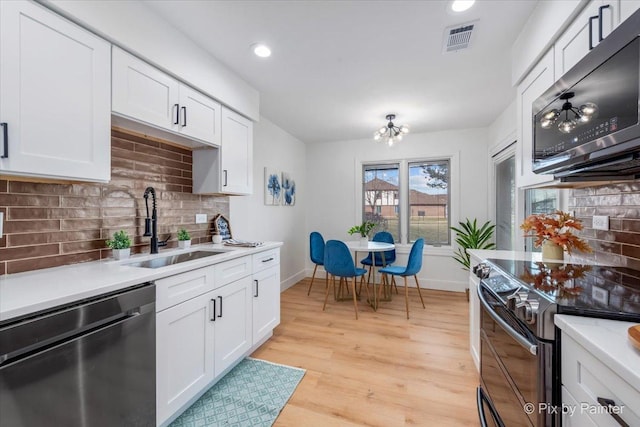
[374,132,381,141]
[558,119,577,134]
[379,126,388,134]
[400,125,409,134]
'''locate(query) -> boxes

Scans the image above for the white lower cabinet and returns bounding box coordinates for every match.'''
[468,272,480,372]
[213,276,252,377]
[252,265,281,344]
[156,289,215,425]
[155,248,281,426]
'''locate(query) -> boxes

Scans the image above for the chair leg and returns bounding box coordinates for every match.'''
[308,264,318,296]
[351,276,359,320]
[323,274,332,311]
[393,276,399,294]
[404,276,409,319]
[378,273,387,302]
[414,275,425,309]
[362,275,370,305]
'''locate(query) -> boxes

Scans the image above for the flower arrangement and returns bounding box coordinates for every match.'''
[520,210,592,255]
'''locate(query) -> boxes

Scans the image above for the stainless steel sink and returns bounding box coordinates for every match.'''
[123,250,226,269]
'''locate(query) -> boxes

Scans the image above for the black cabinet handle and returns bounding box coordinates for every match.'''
[211,298,216,322]
[181,106,187,127]
[173,104,179,125]
[223,170,228,187]
[596,397,629,427]
[598,4,610,42]
[589,15,598,50]
[254,279,259,297]
[217,296,222,318]
[1,123,7,159]
[262,257,274,263]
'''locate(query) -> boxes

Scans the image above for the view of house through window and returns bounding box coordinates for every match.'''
[363,164,400,241]
[409,160,450,245]
[362,159,450,245]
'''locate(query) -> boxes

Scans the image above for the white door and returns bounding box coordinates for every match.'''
[156,291,215,426]
[220,107,253,194]
[252,266,281,345]
[214,276,252,377]
[112,46,180,132]
[179,84,221,146]
[0,0,111,182]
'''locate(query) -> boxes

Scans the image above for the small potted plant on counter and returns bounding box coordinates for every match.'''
[178,228,191,249]
[106,230,132,260]
[348,221,375,245]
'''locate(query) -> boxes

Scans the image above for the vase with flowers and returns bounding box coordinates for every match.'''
[520,210,592,261]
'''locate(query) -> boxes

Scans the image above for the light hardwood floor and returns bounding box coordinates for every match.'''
[251,278,481,426]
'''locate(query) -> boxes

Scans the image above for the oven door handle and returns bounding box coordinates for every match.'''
[478,285,537,355]
[477,387,506,427]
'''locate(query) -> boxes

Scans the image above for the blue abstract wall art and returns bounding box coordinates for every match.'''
[264,167,281,205]
[281,171,296,206]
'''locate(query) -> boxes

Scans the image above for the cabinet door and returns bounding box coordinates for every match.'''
[252,265,281,345]
[112,46,180,132]
[178,84,221,146]
[0,0,110,182]
[554,1,617,80]
[220,107,253,195]
[516,49,556,188]
[620,0,640,23]
[156,291,215,426]
[468,273,480,372]
[213,276,252,377]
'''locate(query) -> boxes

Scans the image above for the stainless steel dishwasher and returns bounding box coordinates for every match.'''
[0,283,156,427]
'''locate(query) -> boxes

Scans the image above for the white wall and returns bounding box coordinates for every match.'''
[43,0,260,121]
[230,117,307,291]
[305,128,490,292]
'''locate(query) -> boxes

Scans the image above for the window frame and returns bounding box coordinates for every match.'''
[357,154,458,249]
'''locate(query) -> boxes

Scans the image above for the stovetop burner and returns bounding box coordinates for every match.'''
[487,258,640,322]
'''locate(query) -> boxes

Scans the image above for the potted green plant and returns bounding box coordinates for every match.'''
[348,221,376,245]
[450,219,496,271]
[178,228,191,249]
[106,230,132,260]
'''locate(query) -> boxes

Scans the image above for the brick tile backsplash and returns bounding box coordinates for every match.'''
[569,182,640,269]
[0,128,228,275]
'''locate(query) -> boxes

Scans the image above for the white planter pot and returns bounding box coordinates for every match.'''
[212,234,223,244]
[112,248,130,260]
[360,236,369,246]
[178,240,191,249]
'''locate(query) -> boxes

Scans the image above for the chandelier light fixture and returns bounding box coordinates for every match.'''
[539,92,598,134]
[374,114,409,146]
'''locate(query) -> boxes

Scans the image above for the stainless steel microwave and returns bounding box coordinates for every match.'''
[532,8,640,181]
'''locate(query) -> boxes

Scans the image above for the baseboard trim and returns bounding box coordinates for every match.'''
[281,270,306,292]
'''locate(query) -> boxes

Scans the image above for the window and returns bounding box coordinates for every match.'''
[409,160,450,245]
[363,164,400,241]
[362,159,451,246]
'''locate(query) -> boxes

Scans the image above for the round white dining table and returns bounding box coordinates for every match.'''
[344,240,395,310]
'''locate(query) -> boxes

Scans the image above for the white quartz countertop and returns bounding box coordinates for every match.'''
[555,314,640,389]
[0,242,282,322]
[468,249,601,265]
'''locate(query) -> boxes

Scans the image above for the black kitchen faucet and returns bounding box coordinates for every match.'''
[143,187,160,254]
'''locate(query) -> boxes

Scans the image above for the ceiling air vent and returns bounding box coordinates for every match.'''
[442,22,476,53]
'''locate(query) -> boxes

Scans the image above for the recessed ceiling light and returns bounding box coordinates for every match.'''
[252,43,271,58]
[451,0,475,12]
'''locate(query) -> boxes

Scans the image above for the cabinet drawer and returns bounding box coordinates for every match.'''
[562,386,598,427]
[252,249,279,273]
[155,266,215,312]
[214,256,252,288]
[562,332,640,427]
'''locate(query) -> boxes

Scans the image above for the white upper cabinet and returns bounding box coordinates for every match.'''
[620,0,640,22]
[517,50,557,189]
[554,1,618,80]
[192,107,253,195]
[221,107,253,195]
[112,46,221,147]
[0,0,111,182]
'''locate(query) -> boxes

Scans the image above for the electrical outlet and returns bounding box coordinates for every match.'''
[195,214,207,224]
[592,215,609,230]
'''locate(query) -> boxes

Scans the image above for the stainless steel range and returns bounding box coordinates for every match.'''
[475,258,640,427]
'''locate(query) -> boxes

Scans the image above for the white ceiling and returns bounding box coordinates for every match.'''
[145,0,538,143]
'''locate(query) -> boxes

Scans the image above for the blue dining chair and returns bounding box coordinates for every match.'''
[323,240,369,319]
[360,231,396,293]
[379,238,426,319]
[308,232,327,296]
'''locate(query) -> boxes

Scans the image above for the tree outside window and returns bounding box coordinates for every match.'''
[363,164,400,241]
